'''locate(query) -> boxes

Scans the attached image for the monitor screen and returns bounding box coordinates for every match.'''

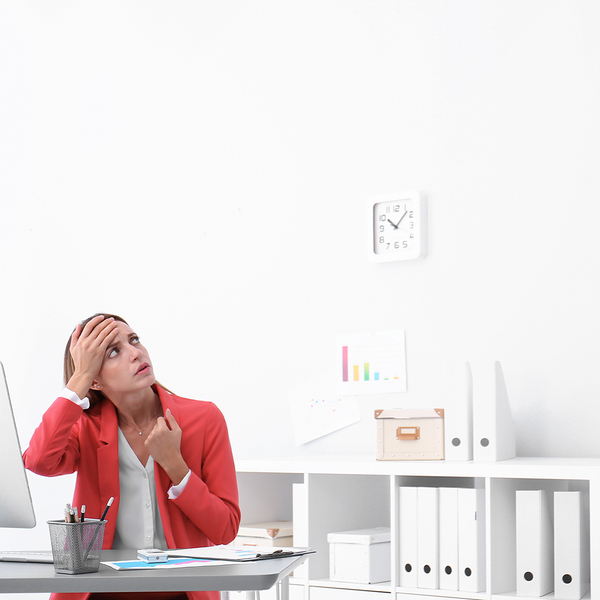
[0,361,36,528]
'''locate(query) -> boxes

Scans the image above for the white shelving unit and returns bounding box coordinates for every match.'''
[235,455,599,600]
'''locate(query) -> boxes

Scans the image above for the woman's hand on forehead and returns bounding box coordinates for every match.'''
[69,315,120,387]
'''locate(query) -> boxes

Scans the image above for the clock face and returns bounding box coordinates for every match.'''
[370,192,427,261]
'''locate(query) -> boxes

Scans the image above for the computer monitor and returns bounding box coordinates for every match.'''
[0,361,36,528]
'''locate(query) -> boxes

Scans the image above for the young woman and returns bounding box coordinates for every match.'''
[24,314,241,600]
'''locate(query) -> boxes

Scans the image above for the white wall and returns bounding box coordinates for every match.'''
[1,1,600,594]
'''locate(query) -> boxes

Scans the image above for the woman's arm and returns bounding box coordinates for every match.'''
[148,402,241,546]
[23,396,84,476]
[25,316,120,475]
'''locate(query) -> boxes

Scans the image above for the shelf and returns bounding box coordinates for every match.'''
[236,456,596,600]
[236,455,600,478]
[310,578,391,593]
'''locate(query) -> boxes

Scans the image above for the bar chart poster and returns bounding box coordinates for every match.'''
[336,330,407,395]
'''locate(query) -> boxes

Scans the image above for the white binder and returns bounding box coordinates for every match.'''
[398,486,418,588]
[516,490,554,597]
[458,487,486,593]
[443,362,473,461]
[417,486,439,589]
[554,491,590,599]
[472,360,516,462]
[439,487,459,591]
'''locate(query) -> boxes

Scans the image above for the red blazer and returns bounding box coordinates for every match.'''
[24,386,241,600]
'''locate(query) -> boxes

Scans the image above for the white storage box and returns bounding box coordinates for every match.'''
[233,521,293,548]
[328,527,391,584]
[375,408,445,460]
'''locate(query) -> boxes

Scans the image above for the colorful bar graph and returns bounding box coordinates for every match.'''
[342,346,349,382]
[337,330,407,395]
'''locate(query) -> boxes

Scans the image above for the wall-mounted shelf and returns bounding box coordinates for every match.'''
[234,455,599,600]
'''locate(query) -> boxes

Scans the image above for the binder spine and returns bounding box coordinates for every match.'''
[417,487,439,589]
[398,486,418,588]
[439,487,459,591]
[516,489,554,597]
[458,487,486,593]
[554,491,590,600]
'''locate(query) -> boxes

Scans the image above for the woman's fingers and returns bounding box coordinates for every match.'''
[94,318,120,347]
[69,323,83,353]
[76,317,119,350]
[81,315,116,343]
[69,316,119,378]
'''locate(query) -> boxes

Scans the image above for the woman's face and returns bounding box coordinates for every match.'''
[94,321,155,397]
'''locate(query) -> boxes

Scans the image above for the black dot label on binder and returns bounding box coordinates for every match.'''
[452,438,461,447]
[445,566,452,575]
[524,572,534,581]
[480,438,490,447]
[464,568,472,577]
[563,574,573,584]
[424,565,431,574]
[404,564,412,573]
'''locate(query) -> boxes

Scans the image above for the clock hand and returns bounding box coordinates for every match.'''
[393,210,408,228]
[387,219,399,230]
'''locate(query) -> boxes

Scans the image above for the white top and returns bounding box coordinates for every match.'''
[62,387,191,548]
[113,427,168,549]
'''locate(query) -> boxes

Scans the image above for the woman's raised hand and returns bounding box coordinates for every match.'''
[67,315,119,399]
[145,409,189,487]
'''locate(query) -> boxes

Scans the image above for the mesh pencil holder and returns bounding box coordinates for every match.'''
[47,519,106,574]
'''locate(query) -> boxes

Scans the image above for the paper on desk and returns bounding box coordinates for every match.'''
[169,545,314,562]
[103,557,230,570]
[288,378,360,445]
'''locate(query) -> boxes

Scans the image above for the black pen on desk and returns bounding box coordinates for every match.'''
[100,497,114,521]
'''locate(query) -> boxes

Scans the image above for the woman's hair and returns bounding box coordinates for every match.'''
[63,313,129,407]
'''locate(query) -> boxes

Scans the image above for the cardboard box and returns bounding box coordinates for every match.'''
[375,408,445,460]
[233,521,293,548]
[328,527,391,584]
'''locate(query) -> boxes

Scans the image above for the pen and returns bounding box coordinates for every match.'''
[100,497,114,521]
[65,503,74,523]
[80,505,86,523]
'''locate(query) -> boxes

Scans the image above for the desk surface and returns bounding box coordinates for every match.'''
[0,550,307,594]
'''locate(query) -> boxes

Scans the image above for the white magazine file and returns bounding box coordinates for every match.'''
[472,360,516,462]
[443,362,473,461]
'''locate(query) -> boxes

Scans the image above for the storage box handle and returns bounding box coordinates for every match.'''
[396,426,420,440]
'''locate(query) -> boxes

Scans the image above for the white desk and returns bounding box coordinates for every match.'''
[0,550,307,598]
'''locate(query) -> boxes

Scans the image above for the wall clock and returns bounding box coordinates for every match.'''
[368,191,428,262]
